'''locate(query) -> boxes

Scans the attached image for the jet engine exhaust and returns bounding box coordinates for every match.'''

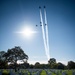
[39,6,50,60]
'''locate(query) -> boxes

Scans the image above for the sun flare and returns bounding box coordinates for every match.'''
[22,28,34,37]
[15,27,37,38]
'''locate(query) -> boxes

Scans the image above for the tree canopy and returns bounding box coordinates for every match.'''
[3,46,28,64]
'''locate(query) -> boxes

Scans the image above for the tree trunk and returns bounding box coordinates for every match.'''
[15,59,17,72]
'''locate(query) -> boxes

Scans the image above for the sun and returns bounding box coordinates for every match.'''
[15,27,37,38]
[22,28,34,37]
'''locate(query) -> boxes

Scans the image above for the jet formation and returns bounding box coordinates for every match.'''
[36,6,47,27]
[36,6,50,60]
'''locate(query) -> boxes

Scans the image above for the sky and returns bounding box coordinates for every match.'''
[0,0,75,65]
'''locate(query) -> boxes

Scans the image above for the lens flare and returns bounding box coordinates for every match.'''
[15,27,37,38]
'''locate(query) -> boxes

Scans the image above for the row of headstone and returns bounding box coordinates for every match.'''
[10,71,16,75]
[0,72,2,75]
[62,71,75,75]
[49,69,57,74]
[28,69,42,75]
[10,72,28,75]
[45,69,67,75]
[9,69,29,75]
[35,69,41,75]
[47,72,52,75]
[9,69,75,75]
[45,69,52,75]
[48,69,66,75]
[0,69,75,75]
[62,72,66,75]
[31,69,41,75]
[72,71,75,75]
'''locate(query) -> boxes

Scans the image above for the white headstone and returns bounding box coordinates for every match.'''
[10,72,16,75]
[19,72,22,75]
[0,72,2,75]
[62,72,66,75]
[48,72,52,75]
[72,71,75,75]
[24,73,28,75]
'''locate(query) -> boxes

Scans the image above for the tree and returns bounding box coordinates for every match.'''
[67,61,75,69]
[34,62,40,68]
[48,58,56,64]
[24,62,29,68]
[0,51,8,69]
[0,51,6,60]
[3,46,28,71]
[29,64,34,69]
[35,62,40,65]
[48,58,56,68]
[57,62,65,69]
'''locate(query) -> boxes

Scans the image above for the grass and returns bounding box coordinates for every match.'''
[40,70,47,75]
[2,70,10,75]
[65,70,73,75]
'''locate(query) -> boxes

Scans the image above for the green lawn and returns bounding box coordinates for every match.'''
[65,70,73,75]
[40,70,47,75]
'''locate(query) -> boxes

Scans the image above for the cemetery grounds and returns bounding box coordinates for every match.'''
[0,69,75,75]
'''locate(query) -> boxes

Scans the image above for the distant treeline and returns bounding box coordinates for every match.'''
[0,46,75,70]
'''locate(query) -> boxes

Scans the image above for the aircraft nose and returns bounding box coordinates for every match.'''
[39,6,41,9]
[44,6,46,8]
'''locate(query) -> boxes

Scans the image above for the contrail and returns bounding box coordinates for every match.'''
[39,7,49,60]
[44,6,50,60]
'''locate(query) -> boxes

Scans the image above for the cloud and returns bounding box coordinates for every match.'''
[28,60,48,65]
[29,56,47,59]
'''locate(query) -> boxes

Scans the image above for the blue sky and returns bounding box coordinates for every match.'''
[0,0,75,65]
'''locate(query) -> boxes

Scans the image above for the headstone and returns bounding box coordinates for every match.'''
[48,72,52,75]
[37,72,40,75]
[0,72,2,75]
[10,72,16,75]
[19,72,22,75]
[60,70,62,73]
[34,73,37,75]
[62,72,66,75]
[24,73,28,75]
[72,71,75,75]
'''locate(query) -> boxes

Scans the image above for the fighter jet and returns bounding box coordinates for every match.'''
[45,24,47,26]
[40,22,42,26]
[36,24,42,27]
[36,6,46,27]
[39,6,41,9]
[36,25,38,27]
[44,6,46,8]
